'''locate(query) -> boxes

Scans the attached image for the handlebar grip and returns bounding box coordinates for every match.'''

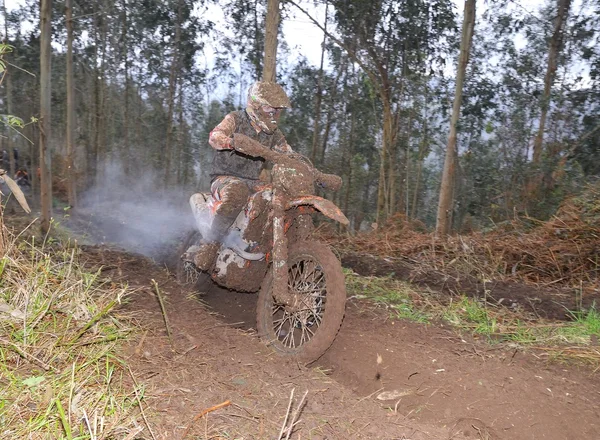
[316,172,343,192]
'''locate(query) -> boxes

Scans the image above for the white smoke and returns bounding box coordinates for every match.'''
[77,160,198,260]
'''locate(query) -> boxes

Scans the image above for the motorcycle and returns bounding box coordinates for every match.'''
[179,133,348,362]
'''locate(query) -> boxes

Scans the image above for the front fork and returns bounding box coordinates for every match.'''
[271,189,296,309]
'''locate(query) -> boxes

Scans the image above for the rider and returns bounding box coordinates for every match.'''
[189,81,294,271]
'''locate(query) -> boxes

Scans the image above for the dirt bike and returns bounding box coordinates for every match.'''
[178,133,348,362]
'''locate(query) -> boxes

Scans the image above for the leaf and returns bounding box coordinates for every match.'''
[376,389,414,400]
[22,376,46,387]
[0,173,31,214]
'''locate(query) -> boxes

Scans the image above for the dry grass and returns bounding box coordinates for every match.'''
[0,224,142,439]
[323,182,600,293]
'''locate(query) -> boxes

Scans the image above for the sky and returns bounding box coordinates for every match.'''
[1,0,546,69]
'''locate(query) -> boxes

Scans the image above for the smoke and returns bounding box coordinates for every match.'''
[77,160,199,260]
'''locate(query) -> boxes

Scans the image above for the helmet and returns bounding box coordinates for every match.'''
[246,81,290,134]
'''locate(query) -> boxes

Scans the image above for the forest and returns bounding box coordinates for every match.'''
[2,1,600,439]
[1,0,598,234]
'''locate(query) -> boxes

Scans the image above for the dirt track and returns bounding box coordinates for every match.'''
[80,245,600,440]
[5,207,599,439]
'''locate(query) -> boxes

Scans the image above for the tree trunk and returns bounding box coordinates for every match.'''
[310,0,328,165]
[3,1,15,177]
[411,129,428,219]
[91,3,100,187]
[65,0,77,207]
[121,0,130,174]
[39,0,53,233]
[262,0,280,82]
[435,0,475,236]
[319,59,345,165]
[376,94,396,223]
[164,0,183,186]
[532,0,571,164]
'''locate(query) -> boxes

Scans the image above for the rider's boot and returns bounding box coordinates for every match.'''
[192,214,235,272]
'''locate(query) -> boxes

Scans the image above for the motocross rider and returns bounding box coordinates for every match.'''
[188,81,294,271]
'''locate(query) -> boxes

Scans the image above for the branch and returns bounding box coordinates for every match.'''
[285,0,380,89]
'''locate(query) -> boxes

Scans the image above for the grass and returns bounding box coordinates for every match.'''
[344,268,430,324]
[344,268,600,365]
[0,227,141,439]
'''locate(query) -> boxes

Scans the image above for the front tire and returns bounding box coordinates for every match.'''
[256,240,346,363]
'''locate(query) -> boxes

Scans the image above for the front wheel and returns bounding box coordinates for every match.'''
[256,241,346,363]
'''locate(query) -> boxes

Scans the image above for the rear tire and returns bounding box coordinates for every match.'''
[175,230,203,285]
[256,240,346,363]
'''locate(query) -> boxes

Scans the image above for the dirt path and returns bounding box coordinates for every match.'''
[81,246,448,439]
[79,246,600,440]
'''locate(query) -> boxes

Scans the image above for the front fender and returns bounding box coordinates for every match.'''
[286,196,349,225]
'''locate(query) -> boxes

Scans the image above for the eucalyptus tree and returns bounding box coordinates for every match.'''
[291,0,457,223]
[39,0,52,232]
[436,0,476,236]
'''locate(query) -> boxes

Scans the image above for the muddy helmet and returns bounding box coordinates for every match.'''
[246,81,291,134]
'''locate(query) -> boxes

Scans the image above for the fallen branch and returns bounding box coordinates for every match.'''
[151,279,173,347]
[278,388,308,440]
[181,400,232,439]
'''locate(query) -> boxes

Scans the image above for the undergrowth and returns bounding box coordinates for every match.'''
[0,228,141,439]
[345,269,600,366]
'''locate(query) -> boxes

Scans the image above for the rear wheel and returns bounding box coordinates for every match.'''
[175,230,203,285]
[256,240,346,363]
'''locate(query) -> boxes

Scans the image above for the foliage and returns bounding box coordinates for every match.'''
[2,0,600,226]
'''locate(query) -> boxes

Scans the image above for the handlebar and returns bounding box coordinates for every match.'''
[314,171,342,191]
[233,133,343,191]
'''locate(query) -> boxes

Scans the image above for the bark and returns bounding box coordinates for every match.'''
[377,91,398,223]
[532,0,571,164]
[262,0,280,82]
[411,128,428,219]
[91,3,100,186]
[176,86,184,185]
[66,0,77,207]
[5,72,15,177]
[319,59,345,165]
[3,1,15,177]
[121,0,130,174]
[310,0,328,166]
[435,0,475,237]
[164,0,183,186]
[39,0,53,233]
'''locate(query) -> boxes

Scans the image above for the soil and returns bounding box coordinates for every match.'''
[4,210,600,439]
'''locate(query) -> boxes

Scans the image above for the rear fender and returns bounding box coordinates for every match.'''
[286,196,349,225]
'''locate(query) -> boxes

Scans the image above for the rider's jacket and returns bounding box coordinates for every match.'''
[209,110,292,181]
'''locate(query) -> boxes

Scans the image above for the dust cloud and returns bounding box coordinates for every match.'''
[77,161,199,260]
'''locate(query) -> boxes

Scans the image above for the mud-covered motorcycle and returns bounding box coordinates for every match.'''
[179,133,348,362]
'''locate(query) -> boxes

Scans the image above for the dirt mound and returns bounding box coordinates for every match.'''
[329,184,600,287]
[321,185,600,319]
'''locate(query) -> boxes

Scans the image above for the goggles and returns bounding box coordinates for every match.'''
[261,105,282,115]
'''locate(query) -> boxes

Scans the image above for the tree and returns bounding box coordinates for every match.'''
[2,0,15,177]
[65,0,76,207]
[263,0,279,81]
[436,0,476,236]
[532,0,572,165]
[39,0,52,232]
[291,0,456,223]
[309,0,328,166]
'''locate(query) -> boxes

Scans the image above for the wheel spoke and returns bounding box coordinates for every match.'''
[269,256,329,349]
